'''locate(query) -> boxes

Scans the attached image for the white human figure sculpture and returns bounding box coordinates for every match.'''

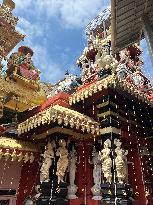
[34,185,42,200]
[95,44,117,73]
[24,198,33,205]
[89,147,101,186]
[67,146,78,199]
[114,139,128,184]
[40,140,55,183]
[119,49,128,64]
[133,71,144,87]
[100,139,112,184]
[89,146,102,200]
[69,146,77,185]
[56,139,68,184]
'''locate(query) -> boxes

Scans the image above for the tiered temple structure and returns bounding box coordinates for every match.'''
[0,1,153,205]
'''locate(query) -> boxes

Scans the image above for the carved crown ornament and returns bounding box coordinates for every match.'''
[18,105,100,135]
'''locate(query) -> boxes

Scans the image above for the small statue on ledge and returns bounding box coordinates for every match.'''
[56,139,68,184]
[100,139,112,184]
[67,146,78,199]
[40,140,55,183]
[114,138,128,184]
[6,46,40,81]
[89,146,102,200]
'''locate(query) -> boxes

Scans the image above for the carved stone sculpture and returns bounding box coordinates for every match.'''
[114,139,128,184]
[69,146,77,185]
[67,146,78,199]
[56,139,68,184]
[40,141,55,183]
[95,44,117,73]
[100,139,112,184]
[89,146,102,200]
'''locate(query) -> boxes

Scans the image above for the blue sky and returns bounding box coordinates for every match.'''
[1,0,153,84]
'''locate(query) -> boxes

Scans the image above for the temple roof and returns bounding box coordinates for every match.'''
[0,76,46,112]
[69,74,153,107]
[0,136,39,152]
[111,0,153,52]
[18,104,100,135]
[0,136,40,163]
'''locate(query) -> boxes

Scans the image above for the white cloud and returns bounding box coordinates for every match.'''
[13,0,109,28]
[13,0,33,10]
[59,0,104,28]
[31,44,65,84]
[16,17,43,37]
[0,0,110,83]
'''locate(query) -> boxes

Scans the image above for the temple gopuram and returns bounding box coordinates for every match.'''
[0,1,153,205]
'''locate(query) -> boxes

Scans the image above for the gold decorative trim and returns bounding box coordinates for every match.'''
[18,105,100,135]
[0,76,46,112]
[69,75,116,105]
[69,75,153,107]
[0,137,40,162]
[96,101,117,108]
[0,137,40,152]
[98,110,112,118]
[97,101,109,108]
[100,127,121,135]
[32,127,95,140]
[98,110,139,127]
[0,149,36,163]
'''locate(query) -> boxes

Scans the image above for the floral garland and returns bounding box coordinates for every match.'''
[18,105,100,135]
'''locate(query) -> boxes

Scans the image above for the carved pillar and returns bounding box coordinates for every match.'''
[97,93,121,182]
[96,93,133,204]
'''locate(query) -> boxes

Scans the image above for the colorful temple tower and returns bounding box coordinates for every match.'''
[0,2,153,205]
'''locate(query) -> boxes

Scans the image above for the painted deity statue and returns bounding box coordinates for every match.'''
[6,46,40,81]
[100,139,112,184]
[114,139,128,184]
[56,139,68,184]
[40,141,55,183]
[19,52,39,80]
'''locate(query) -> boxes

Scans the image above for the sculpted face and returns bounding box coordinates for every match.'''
[25,53,32,65]
[59,139,66,147]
